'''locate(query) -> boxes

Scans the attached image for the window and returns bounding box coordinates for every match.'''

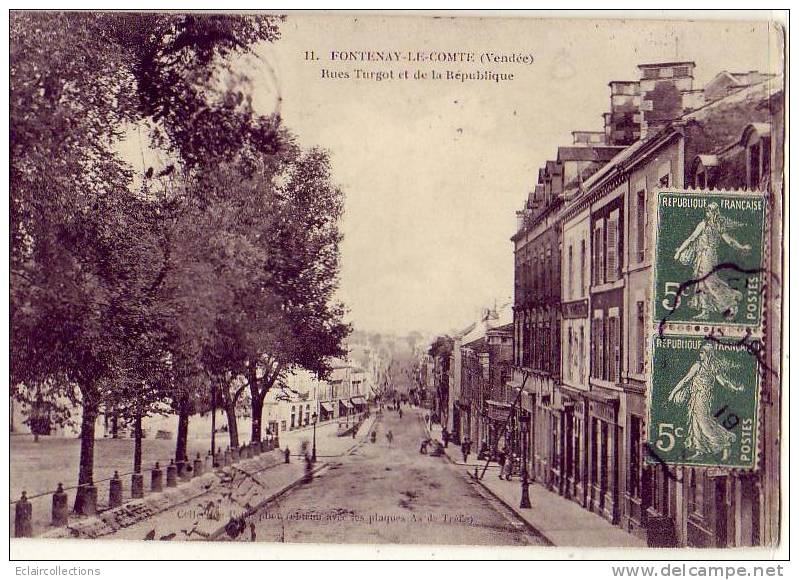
[629,416,642,499]
[567,327,574,381]
[748,141,761,188]
[607,311,621,382]
[580,239,586,296]
[568,245,574,299]
[636,301,646,374]
[593,221,605,285]
[762,137,771,183]
[695,168,707,189]
[636,189,646,262]
[578,326,585,384]
[606,210,620,282]
[688,469,708,519]
[592,310,604,379]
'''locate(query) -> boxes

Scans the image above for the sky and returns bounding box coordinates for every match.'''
[142,14,783,337]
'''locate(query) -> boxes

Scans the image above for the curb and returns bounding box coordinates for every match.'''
[465,472,555,547]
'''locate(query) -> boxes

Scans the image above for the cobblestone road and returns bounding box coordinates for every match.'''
[229,408,546,546]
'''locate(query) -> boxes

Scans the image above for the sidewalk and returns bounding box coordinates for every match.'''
[426,422,647,548]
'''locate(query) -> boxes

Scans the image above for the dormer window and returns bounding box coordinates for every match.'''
[690,155,718,190]
[741,123,772,190]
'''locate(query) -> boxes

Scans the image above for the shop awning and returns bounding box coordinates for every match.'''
[340,399,355,409]
[350,396,367,407]
[320,402,334,413]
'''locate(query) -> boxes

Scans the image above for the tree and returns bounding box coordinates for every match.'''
[242,148,351,443]
[10,12,286,508]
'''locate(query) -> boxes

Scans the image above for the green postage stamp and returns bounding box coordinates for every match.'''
[653,191,766,329]
[647,335,760,469]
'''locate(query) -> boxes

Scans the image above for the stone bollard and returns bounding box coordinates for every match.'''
[193,453,203,477]
[131,472,144,499]
[205,450,213,471]
[284,447,291,463]
[231,446,240,463]
[252,441,260,456]
[52,483,69,527]
[181,459,192,481]
[109,471,123,508]
[223,448,231,466]
[76,481,97,516]
[166,460,178,488]
[151,463,163,492]
[215,447,222,468]
[15,491,32,538]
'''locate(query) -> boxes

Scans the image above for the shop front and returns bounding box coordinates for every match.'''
[319,401,335,422]
[586,390,621,524]
[350,396,367,412]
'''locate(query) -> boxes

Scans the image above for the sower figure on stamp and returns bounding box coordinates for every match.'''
[673,203,751,320]
[668,343,744,461]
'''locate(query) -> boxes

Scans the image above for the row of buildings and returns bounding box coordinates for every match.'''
[11,343,385,439]
[264,352,378,434]
[425,62,782,548]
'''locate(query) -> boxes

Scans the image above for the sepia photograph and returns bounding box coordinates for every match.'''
[6,8,787,562]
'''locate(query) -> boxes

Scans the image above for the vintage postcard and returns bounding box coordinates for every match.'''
[8,10,786,560]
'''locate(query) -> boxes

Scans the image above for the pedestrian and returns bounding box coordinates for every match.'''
[386,430,394,446]
[442,428,449,448]
[497,448,507,479]
[461,436,471,463]
[502,452,514,481]
[420,438,429,454]
[424,413,430,428]
[398,408,403,419]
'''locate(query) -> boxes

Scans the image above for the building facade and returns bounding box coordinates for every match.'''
[507,60,782,548]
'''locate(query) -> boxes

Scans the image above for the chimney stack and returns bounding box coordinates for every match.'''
[605,81,641,146]
[637,61,695,137]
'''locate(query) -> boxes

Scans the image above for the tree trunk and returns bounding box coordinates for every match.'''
[224,400,239,448]
[251,395,263,444]
[133,412,142,473]
[74,398,98,513]
[175,405,190,465]
[249,364,262,444]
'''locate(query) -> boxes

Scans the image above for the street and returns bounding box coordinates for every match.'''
[227,407,545,545]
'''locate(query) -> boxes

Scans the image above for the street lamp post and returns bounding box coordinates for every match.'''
[311,412,318,463]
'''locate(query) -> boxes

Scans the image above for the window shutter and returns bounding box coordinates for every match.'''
[612,316,621,383]
[636,191,646,262]
[606,216,618,282]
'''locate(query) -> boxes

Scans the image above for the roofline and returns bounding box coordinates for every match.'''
[637,61,696,68]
